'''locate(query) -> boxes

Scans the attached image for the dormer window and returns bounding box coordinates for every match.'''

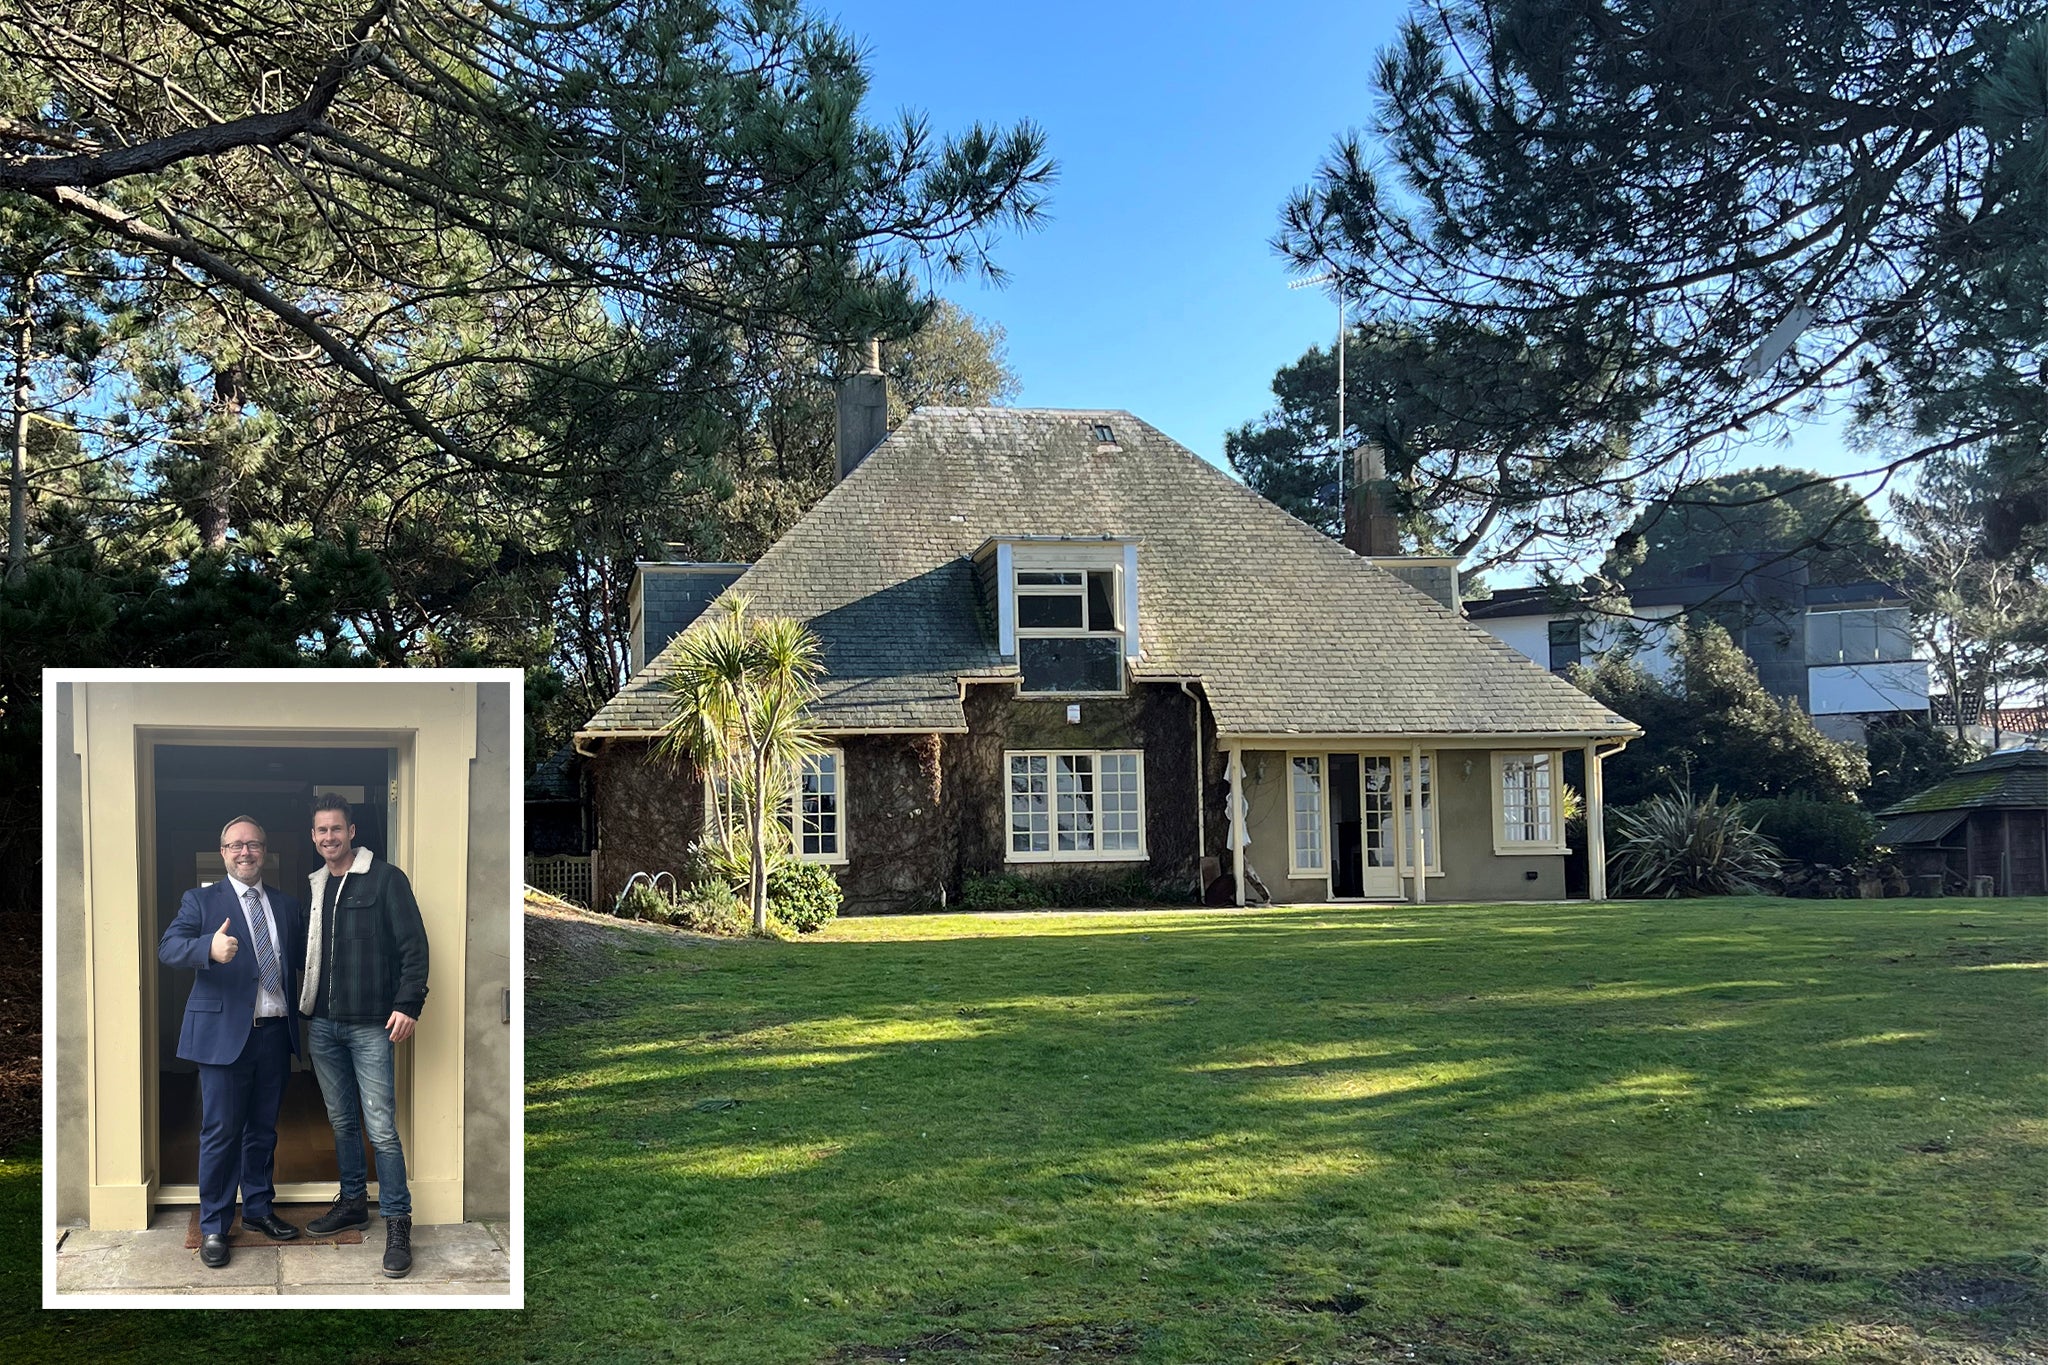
[1017,570,1118,633]
[978,537,1141,695]
[1017,567,1124,693]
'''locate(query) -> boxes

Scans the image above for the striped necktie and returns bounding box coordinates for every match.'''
[243,886,283,1001]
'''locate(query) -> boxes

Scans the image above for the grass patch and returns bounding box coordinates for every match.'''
[12,898,2044,1363]
[520,898,2045,1363]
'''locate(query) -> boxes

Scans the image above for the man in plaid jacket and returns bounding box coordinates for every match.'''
[298,792,429,1277]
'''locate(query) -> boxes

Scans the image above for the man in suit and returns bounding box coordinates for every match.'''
[157,816,307,1268]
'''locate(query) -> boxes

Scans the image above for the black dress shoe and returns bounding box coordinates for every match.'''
[242,1210,301,1241]
[199,1233,231,1268]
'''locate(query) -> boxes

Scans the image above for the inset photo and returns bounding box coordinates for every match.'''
[43,670,521,1306]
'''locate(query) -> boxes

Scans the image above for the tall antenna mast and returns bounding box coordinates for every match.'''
[1288,273,1345,528]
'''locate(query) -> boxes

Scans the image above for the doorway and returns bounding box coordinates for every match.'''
[150,741,401,1200]
[1325,752,1402,899]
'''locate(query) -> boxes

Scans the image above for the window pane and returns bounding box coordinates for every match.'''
[1547,620,1581,672]
[1362,757,1396,866]
[799,752,839,856]
[1841,611,1879,663]
[1019,636,1123,693]
[1086,571,1118,632]
[1055,754,1096,852]
[1017,571,1082,585]
[1402,755,1435,870]
[1500,753,1554,843]
[1009,755,1049,854]
[1806,612,1843,664]
[1099,752,1141,851]
[1018,592,1085,630]
[1291,756,1323,871]
[1875,608,1910,662]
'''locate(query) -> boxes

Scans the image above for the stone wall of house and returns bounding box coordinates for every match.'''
[587,683,1229,916]
[837,733,951,910]
[938,680,1210,907]
[588,740,702,911]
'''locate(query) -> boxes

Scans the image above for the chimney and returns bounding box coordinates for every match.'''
[835,338,888,482]
[1343,439,1400,557]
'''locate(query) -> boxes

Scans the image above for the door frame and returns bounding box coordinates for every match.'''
[143,732,412,1211]
[70,680,475,1228]
[1291,748,1430,902]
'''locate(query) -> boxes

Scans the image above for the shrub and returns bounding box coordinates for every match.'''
[767,860,842,933]
[683,838,776,895]
[1744,797,1879,867]
[615,879,668,921]
[675,881,751,936]
[1608,786,1782,897]
[960,873,1049,911]
[960,869,1169,911]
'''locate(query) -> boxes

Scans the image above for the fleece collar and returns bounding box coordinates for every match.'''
[308,845,375,901]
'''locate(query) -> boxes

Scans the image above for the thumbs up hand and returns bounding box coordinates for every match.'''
[210,916,239,964]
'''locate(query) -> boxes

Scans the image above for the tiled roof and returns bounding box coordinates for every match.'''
[581,408,1636,741]
[525,742,580,801]
[1878,748,2048,816]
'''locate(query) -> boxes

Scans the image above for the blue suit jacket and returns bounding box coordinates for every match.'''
[158,878,305,1066]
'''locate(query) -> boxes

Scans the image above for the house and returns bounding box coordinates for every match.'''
[576,395,1639,913]
[1467,554,1929,742]
[1877,748,2048,896]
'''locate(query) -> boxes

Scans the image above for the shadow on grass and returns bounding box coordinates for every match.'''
[519,898,2047,1364]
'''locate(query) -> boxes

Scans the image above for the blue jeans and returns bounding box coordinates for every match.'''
[307,1017,410,1218]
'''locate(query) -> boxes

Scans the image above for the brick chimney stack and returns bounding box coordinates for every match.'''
[1343,439,1400,557]
[835,338,888,482]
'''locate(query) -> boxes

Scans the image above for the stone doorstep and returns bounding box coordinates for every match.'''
[278,1222,509,1287]
[55,1229,279,1291]
[53,1219,514,1297]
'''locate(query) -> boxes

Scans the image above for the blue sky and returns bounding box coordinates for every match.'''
[841,1,1879,499]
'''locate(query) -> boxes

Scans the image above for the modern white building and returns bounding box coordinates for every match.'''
[1466,555,1929,742]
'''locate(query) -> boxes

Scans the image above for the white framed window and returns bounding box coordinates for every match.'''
[1007,750,1145,861]
[1015,565,1126,695]
[1399,753,1440,873]
[1493,751,1565,853]
[1289,754,1324,875]
[706,749,849,864]
[794,749,846,863]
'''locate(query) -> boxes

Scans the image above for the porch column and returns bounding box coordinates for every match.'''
[1585,740,1609,901]
[1227,746,1246,908]
[1408,741,1426,905]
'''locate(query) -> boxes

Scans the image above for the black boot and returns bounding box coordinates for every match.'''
[305,1191,370,1236]
[382,1216,412,1278]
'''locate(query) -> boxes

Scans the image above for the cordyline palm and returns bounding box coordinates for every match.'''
[658,595,823,933]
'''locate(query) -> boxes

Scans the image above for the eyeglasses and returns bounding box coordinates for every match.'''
[221,840,267,853]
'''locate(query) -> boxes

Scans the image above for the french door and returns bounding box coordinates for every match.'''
[1326,753,1402,898]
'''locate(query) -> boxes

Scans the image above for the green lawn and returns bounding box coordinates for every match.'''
[12,898,2045,1363]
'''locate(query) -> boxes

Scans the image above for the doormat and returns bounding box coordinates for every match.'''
[184,1207,366,1248]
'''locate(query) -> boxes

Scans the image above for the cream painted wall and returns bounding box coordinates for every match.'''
[1234,743,1566,905]
[464,683,514,1221]
[53,683,89,1224]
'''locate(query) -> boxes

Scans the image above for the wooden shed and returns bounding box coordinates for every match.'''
[1877,749,2048,896]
